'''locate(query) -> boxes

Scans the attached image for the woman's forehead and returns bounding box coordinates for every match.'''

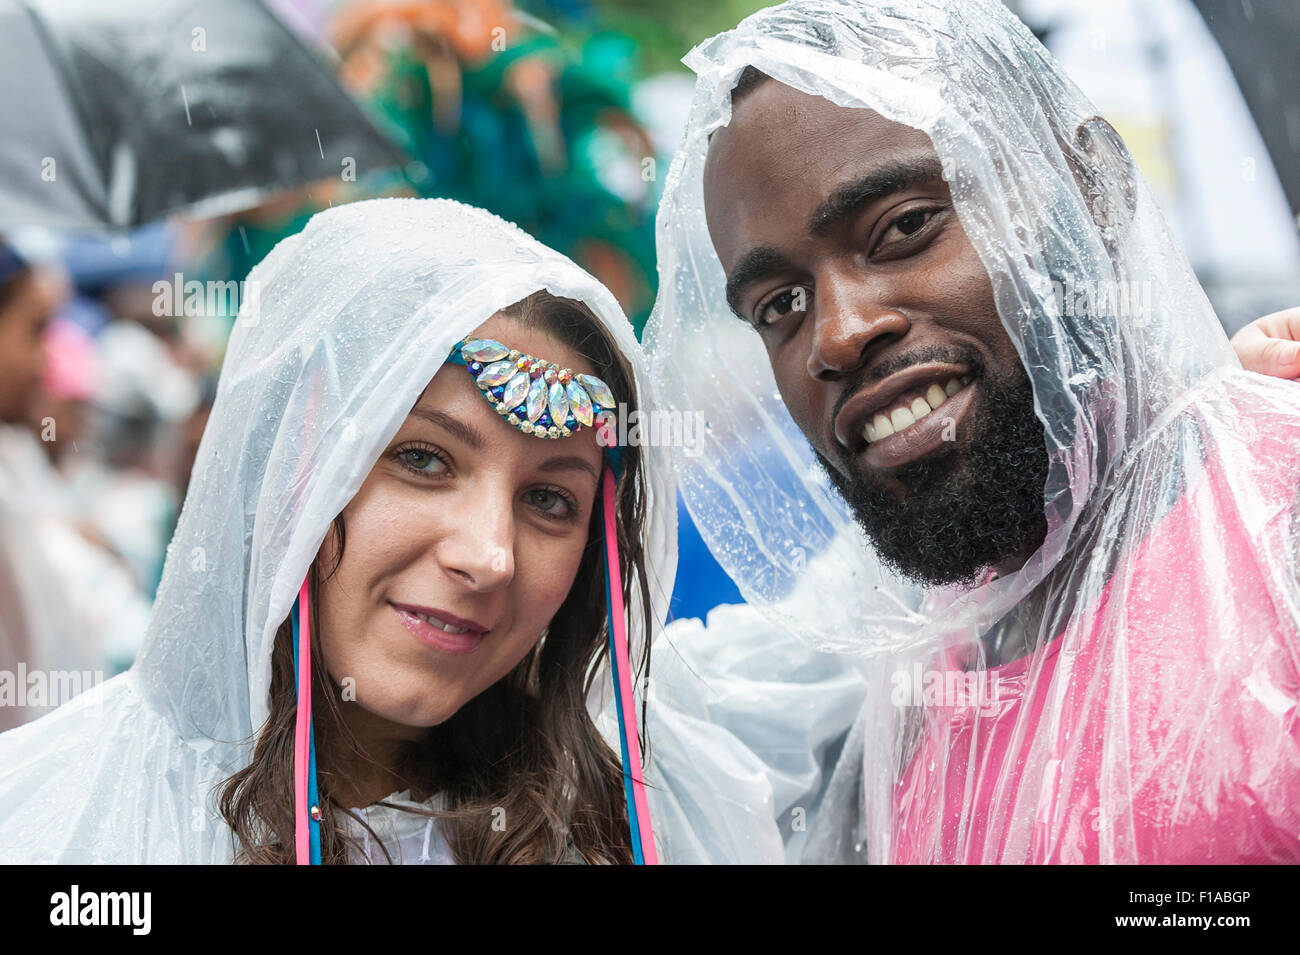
[471,312,597,379]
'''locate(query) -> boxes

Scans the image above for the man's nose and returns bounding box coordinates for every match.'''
[806,272,910,380]
[436,489,516,591]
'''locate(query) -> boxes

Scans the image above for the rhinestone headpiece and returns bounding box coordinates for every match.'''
[453,337,619,440]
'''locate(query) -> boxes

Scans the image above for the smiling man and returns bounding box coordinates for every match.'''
[706,75,1050,591]
[645,0,1300,863]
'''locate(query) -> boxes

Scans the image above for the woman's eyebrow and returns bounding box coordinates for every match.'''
[536,455,600,481]
[407,406,485,448]
[406,407,600,480]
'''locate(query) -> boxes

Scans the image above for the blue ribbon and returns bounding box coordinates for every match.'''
[291,600,322,865]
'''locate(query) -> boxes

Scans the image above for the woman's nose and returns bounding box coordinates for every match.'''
[436,490,516,591]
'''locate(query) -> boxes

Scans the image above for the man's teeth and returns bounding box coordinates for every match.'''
[863,376,970,443]
[411,611,470,634]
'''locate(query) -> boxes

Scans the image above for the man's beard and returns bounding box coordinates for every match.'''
[817,366,1050,588]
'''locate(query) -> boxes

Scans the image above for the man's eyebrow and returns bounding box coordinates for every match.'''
[807,156,946,238]
[536,455,600,482]
[725,245,798,319]
[407,406,484,448]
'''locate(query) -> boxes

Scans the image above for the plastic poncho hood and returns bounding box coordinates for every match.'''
[0,198,788,863]
[148,197,676,760]
[646,0,1300,862]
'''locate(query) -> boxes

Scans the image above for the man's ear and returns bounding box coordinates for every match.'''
[1065,117,1138,256]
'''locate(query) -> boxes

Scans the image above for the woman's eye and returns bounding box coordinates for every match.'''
[876,208,939,251]
[526,487,574,518]
[398,448,447,474]
[757,286,810,327]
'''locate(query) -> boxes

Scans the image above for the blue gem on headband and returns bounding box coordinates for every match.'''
[454,337,619,440]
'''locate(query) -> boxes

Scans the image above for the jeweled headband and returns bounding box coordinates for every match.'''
[449,336,618,439]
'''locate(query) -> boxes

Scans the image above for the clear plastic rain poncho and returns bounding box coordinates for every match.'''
[0,197,785,864]
[646,0,1300,862]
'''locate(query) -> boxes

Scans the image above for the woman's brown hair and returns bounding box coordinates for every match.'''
[218,290,655,864]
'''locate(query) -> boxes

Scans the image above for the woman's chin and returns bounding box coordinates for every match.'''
[353,692,463,733]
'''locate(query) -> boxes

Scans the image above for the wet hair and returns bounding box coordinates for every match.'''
[219,290,652,864]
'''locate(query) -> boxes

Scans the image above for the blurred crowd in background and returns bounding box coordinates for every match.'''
[1,0,1297,727]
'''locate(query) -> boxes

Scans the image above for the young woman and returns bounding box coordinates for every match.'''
[218,288,653,865]
[0,198,778,864]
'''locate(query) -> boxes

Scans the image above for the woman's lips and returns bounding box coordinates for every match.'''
[390,603,488,654]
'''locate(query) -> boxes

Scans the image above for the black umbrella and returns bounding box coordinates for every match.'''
[0,0,407,232]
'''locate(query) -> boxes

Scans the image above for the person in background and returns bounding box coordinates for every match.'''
[0,242,88,728]
[0,242,151,720]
